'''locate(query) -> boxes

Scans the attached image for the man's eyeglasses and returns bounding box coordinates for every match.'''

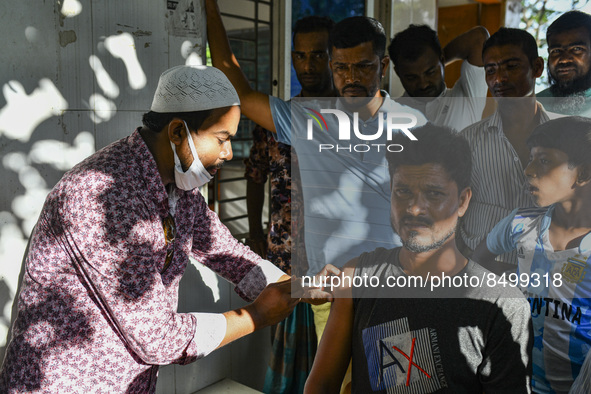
[161,215,176,274]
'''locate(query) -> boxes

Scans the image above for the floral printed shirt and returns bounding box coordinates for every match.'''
[0,130,278,393]
[244,125,292,273]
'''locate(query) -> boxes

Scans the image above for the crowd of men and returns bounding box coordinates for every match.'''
[1,2,591,394]
[233,6,591,394]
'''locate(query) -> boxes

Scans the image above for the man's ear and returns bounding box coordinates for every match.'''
[439,56,446,75]
[381,56,390,79]
[532,56,544,78]
[458,187,472,217]
[576,164,591,186]
[168,118,186,146]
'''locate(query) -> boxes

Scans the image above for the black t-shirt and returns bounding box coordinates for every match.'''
[351,247,533,393]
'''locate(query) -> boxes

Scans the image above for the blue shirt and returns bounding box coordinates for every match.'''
[487,205,591,393]
[269,95,426,274]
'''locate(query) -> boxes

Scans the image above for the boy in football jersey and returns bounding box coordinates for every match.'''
[475,116,591,393]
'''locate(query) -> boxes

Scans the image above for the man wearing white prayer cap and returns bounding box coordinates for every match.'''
[0,65,322,393]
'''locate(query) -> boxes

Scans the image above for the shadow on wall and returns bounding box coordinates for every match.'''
[0,0,207,378]
[178,260,216,314]
[0,279,13,359]
[0,235,29,365]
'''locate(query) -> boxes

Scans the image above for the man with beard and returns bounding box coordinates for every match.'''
[538,11,591,116]
[206,4,426,390]
[206,0,425,277]
[243,15,335,394]
[245,15,335,268]
[389,24,489,132]
[460,28,551,273]
[304,124,532,394]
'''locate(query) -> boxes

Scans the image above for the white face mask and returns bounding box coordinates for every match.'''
[170,121,213,190]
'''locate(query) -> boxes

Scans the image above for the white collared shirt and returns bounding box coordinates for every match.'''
[401,61,487,132]
[460,103,551,265]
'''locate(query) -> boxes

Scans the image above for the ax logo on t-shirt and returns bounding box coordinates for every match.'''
[362,318,447,393]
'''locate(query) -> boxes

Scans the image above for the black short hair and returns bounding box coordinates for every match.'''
[388,24,442,68]
[482,28,539,66]
[527,116,591,168]
[547,10,591,44]
[293,16,335,42]
[141,110,213,133]
[387,123,472,192]
[329,16,386,59]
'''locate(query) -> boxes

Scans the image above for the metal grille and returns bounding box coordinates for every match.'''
[210,0,273,238]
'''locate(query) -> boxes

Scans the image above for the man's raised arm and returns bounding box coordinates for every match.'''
[205,0,277,132]
[443,26,489,67]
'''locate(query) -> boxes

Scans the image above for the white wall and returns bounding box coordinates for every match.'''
[0,0,271,392]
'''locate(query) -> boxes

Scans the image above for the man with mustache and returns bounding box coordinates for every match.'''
[305,124,532,393]
[206,0,425,277]
[243,15,335,393]
[389,24,489,132]
[245,15,335,267]
[460,28,551,273]
[537,10,591,116]
[206,4,425,391]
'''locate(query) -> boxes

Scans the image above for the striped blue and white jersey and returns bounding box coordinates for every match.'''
[487,205,591,393]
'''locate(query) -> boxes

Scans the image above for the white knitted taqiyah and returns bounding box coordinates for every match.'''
[150,65,240,112]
